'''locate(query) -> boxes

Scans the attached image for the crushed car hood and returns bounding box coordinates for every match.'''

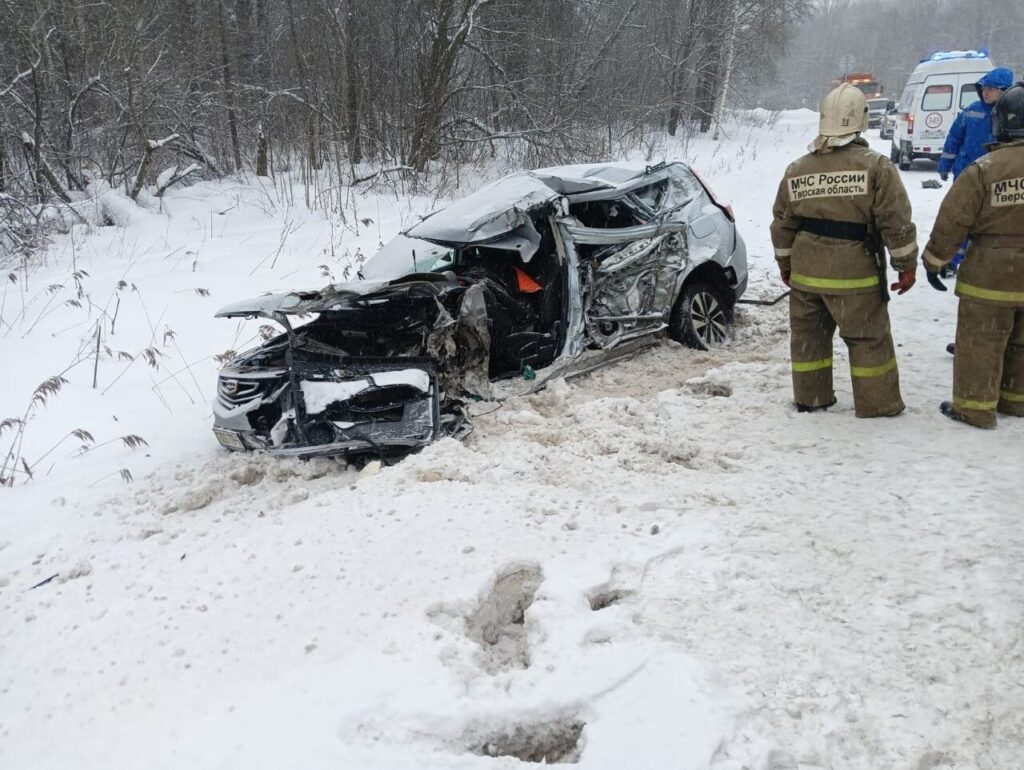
[214,278,454,318]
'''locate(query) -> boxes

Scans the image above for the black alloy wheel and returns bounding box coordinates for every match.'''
[671,278,732,350]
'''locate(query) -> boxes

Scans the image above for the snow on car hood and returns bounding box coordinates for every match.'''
[405,171,612,245]
[301,369,431,415]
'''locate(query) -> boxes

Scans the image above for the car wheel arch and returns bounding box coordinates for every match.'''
[669,263,734,350]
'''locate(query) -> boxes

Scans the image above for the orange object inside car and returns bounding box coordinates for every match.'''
[515,267,542,293]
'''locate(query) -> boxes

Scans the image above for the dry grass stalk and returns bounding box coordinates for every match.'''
[120,434,148,449]
[32,375,69,406]
[0,417,23,436]
[141,347,164,369]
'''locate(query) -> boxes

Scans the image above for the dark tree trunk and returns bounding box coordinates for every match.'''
[344,9,362,165]
[218,0,244,172]
[129,142,153,200]
[31,67,47,201]
[409,0,460,172]
[668,0,702,136]
[255,124,268,176]
[285,0,321,170]
[22,132,72,203]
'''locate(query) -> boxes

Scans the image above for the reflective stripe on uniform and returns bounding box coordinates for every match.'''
[1000,389,1024,402]
[954,396,998,411]
[941,152,957,160]
[850,358,898,378]
[774,247,792,257]
[956,282,1024,303]
[922,249,946,269]
[790,273,879,290]
[889,241,918,258]
[962,111,986,119]
[792,358,832,373]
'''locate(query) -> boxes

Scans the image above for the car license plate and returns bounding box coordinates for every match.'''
[213,429,246,450]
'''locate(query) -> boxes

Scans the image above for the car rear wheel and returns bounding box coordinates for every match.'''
[898,144,911,171]
[670,277,733,350]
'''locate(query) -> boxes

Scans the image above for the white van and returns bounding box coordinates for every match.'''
[890,50,996,170]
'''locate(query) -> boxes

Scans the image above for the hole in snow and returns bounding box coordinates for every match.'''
[915,751,958,770]
[469,717,585,764]
[465,563,543,672]
[587,587,633,611]
[684,377,733,398]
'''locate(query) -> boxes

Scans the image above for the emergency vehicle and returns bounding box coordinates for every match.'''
[890,50,996,170]
[833,73,885,99]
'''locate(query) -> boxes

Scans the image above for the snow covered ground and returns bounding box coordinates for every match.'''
[1,110,1021,770]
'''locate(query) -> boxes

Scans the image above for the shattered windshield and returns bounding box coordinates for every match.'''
[665,166,702,204]
[360,235,455,280]
[646,165,702,219]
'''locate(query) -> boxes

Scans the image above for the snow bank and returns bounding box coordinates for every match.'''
[85,179,156,227]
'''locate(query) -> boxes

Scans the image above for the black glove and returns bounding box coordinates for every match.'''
[926,271,947,291]
[939,171,949,182]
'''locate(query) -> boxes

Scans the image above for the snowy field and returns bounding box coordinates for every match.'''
[1,110,1021,770]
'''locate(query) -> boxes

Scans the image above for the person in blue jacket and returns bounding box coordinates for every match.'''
[935,67,1014,277]
[939,67,1014,180]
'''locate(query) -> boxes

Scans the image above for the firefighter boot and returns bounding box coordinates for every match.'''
[796,397,838,413]
[940,401,995,429]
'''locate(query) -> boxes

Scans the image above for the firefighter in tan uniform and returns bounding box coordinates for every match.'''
[922,83,1024,429]
[770,84,918,416]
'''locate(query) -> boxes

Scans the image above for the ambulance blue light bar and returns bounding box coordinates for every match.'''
[922,49,990,63]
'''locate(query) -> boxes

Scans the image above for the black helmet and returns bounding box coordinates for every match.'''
[991,83,1024,142]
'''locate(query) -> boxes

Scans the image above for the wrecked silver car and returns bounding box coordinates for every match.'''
[212,161,747,459]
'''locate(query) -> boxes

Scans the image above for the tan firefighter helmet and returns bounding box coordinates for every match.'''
[819,83,869,136]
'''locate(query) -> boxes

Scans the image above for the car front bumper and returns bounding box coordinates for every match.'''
[212,360,444,459]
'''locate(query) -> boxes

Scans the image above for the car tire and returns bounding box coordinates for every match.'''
[890,142,900,164]
[670,277,733,350]
[898,145,911,171]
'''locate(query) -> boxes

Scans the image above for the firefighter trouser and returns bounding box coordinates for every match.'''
[952,299,1024,427]
[789,288,904,417]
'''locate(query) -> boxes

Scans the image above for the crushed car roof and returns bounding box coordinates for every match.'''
[404,162,660,245]
[220,162,684,319]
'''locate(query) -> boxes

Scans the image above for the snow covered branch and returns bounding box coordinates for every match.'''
[147,134,180,151]
[0,68,33,100]
[155,163,201,197]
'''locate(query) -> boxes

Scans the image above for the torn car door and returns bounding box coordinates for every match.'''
[562,221,689,348]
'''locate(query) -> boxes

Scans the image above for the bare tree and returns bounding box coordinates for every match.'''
[0,0,819,242]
